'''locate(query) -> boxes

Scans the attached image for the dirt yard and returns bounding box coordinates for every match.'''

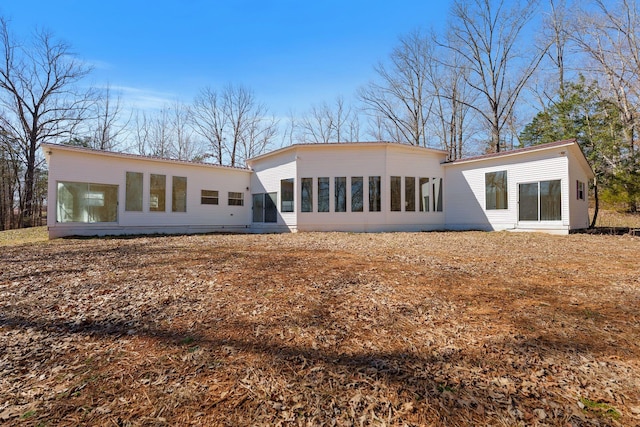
[1,230,639,426]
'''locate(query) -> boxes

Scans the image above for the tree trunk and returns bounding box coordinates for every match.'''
[589,177,599,229]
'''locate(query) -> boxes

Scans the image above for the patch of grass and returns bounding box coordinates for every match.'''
[0,226,48,246]
[180,336,195,345]
[21,410,36,419]
[580,397,621,420]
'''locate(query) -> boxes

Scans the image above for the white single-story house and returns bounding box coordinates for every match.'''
[42,139,594,238]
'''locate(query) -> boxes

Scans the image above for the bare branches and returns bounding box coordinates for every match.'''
[191,84,278,167]
[358,30,433,146]
[443,0,547,152]
[0,17,92,227]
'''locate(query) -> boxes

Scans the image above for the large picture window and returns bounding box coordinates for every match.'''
[351,177,363,212]
[57,181,118,223]
[519,180,561,221]
[125,172,143,212]
[150,174,166,212]
[318,177,329,212]
[172,176,187,212]
[281,178,294,212]
[390,176,401,212]
[301,178,313,212]
[485,171,508,210]
[335,177,346,212]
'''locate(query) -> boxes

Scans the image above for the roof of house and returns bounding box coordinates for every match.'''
[246,141,449,164]
[443,139,595,178]
[41,143,251,172]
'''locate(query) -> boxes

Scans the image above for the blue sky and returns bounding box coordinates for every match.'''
[0,1,450,117]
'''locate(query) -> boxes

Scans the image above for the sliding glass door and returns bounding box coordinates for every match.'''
[518,180,561,222]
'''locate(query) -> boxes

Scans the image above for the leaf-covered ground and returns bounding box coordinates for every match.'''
[1,231,639,426]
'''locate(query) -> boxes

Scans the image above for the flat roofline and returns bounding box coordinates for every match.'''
[42,143,251,172]
[247,141,449,163]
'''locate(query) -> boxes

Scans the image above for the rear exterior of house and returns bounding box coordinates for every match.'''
[44,144,252,238]
[443,140,593,234]
[42,139,594,238]
[247,143,448,232]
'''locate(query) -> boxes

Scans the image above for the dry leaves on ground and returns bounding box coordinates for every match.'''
[0,231,639,426]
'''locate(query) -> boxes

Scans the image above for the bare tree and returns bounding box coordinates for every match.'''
[358,30,433,146]
[572,0,639,153]
[191,87,227,164]
[133,110,152,156]
[298,96,360,143]
[90,85,129,151]
[191,84,277,166]
[443,0,547,152]
[170,101,201,161]
[0,18,93,227]
[427,30,478,159]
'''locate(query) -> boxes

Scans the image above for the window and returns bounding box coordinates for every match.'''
[228,192,244,206]
[390,176,401,212]
[281,178,294,212]
[519,180,561,221]
[201,190,219,205]
[57,181,118,223]
[369,176,381,212]
[486,171,508,210]
[172,176,187,212]
[150,174,166,212]
[318,177,329,212]
[351,177,363,212]
[253,193,277,223]
[433,177,443,212]
[419,178,429,212]
[301,178,313,212]
[125,172,143,212]
[577,180,585,200]
[405,177,415,212]
[335,177,347,212]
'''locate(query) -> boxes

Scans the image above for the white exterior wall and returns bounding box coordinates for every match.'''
[249,152,297,232]
[251,144,447,232]
[444,147,573,234]
[568,154,592,229]
[45,145,252,237]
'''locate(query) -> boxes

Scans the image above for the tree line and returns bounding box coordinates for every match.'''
[1,0,639,230]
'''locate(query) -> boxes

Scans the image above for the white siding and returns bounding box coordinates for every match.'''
[46,146,251,237]
[444,148,571,233]
[249,152,297,232]
[250,144,447,232]
[568,153,591,229]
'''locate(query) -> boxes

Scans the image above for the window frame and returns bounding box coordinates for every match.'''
[390,176,401,212]
[149,174,166,212]
[172,176,187,213]
[201,190,219,205]
[368,176,381,212]
[335,177,347,212]
[351,177,363,212]
[281,178,294,212]
[125,172,143,212]
[301,178,313,213]
[318,177,329,213]
[228,191,244,206]
[485,170,508,210]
